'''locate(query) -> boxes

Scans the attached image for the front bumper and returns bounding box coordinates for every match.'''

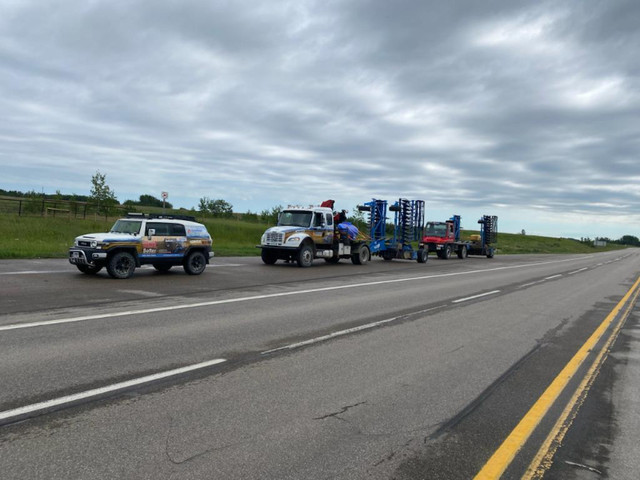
[69,248,107,266]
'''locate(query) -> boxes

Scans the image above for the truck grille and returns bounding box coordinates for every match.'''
[265,232,285,245]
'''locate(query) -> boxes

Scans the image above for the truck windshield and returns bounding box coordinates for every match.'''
[278,211,313,227]
[110,220,142,234]
[425,223,447,237]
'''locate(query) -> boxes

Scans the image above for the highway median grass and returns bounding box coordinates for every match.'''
[0,214,630,259]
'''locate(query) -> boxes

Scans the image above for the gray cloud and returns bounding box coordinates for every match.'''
[1,0,639,237]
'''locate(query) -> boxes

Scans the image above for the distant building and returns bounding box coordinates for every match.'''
[594,240,607,247]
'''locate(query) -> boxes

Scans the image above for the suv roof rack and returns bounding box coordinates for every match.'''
[125,213,198,222]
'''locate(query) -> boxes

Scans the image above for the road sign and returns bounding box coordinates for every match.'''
[162,191,168,200]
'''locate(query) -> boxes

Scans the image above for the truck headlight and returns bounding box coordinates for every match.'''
[286,236,301,243]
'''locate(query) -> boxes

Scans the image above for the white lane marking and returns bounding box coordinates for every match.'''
[0,270,68,275]
[117,290,164,298]
[519,280,545,288]
[0,256,595,332]
[596,263,604,266]
[545,274,563,280]
[261,306,446,355]
[0,358,227,423]
[1,264,246,275]
[568,268,588,275]
[452,290,500,304]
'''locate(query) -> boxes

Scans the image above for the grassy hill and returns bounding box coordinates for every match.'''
[0,214,629,259]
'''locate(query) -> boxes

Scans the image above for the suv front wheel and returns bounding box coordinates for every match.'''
[107,251,136,279]
[184,250,207,275]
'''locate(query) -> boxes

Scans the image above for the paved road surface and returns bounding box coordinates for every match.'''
[0,251,638,479]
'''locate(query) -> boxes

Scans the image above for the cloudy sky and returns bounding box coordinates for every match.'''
[1,0,639,239]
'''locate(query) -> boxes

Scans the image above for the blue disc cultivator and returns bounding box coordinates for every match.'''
[358,198,428,263]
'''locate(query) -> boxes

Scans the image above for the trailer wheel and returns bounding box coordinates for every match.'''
[297,244,314,267]
[417,248,428,263]
[352,245,370,265]
[486,249,495,258]
[457,246,468,259]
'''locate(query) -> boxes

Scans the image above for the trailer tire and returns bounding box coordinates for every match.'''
[297,244,314,268]
[352,245,370,265]
[417,248,428,263]
[487,249,495,258]
[457,246,468,259]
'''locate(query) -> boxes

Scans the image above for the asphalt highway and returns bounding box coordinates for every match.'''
[0,250,639,479]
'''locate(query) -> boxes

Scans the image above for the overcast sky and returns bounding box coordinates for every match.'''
[1,0,639,239]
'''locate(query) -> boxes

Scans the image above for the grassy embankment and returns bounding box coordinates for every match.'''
[0,214,629,259]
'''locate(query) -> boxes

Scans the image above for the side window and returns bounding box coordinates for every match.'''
[314,212,324,227]
[325,213,333,226]
[170,224,186,236]
[146,222,171,236]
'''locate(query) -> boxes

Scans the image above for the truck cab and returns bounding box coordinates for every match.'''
[259,205,369,267]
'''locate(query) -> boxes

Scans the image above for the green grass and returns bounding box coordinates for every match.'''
[0,214,630,259]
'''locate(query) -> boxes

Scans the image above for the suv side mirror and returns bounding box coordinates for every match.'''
[148,229,155,238]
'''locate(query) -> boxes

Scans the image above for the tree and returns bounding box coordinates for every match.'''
[198,197,233,217]
[619,235,640,247]
[89,171,118,215]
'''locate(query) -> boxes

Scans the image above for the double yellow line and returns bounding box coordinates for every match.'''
[474,276,640,479]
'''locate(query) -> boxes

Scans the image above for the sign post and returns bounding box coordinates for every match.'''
[161,191,168,212]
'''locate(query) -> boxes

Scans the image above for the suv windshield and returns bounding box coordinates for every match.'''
[278,211,313,227]
[425,222,447,237]
[110,220,142,235]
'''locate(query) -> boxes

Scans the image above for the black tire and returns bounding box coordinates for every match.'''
[417,248,428,263]
[297,244,314,268]
[76,264,103,275]
[441,245,452,260]
[487,249,495,259]
[106,251,136,279]
[261,249,278,265]
[382,250,394,261]
[457,246,468,259]
[184,250,207,275]
[324,256,340,264]
[153,263,172,272]
[352,245,370,265]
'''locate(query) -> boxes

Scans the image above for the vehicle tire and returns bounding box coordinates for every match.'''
[153,263,172,272]
[352,245,370,265]
[486,249,495,259]
[417,248,428,263]
[324,256,340,264]
[184,250,207,275]
[106,251,136,279]
[297,244,314,268]
[76,264,103,275]
[442,245,452,260]
[457,246,468,259]
[261,249,278,265]
[382,250,394,261]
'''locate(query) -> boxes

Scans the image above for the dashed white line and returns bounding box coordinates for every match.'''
[545,274,563,280]
[0,256,594,332]
[452,290,500,304]
[261,306,446,355]
[0,358,227,424]
[568,268,588,275]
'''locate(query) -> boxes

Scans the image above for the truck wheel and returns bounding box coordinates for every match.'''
[261,250,278,265]
[107,251,136,279]
[442,245,452,260]
[352,245,370,265]
[417,248,428,263]
[486,249,495,258]
[184,251,207,275]
[457,246,468,259]
[77,264,103,275]
[297,244,314,268]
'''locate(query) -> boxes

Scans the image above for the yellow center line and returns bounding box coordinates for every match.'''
[473,276,640,480]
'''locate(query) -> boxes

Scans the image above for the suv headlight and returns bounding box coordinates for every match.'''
[90,241,98,248]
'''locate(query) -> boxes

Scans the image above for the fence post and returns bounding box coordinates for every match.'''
[18,199,22,216]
